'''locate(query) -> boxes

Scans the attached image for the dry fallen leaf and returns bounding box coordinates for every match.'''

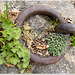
[42,38,45,42]
[7,9,20,23]
[36,44,49,50]
[49,26,54,29]
[46,45,49,48]
[24,26,31,31]
[65,18,73,23]
[6,64,15,67]
[37,52,43,56]
[27,38,33,49]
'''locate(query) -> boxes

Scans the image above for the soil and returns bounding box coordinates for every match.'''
[22,15,54,57]
[30,38,50,57]
[22,15,61,57]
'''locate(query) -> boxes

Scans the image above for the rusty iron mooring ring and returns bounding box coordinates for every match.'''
[15,5,70,64]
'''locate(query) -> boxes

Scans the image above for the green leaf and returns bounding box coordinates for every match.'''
[17,62,23,69]
[17,51,26,58]
[13,27,21,39]
[0,14,6,22]
[21,69,25,74]
[11,47,19,53]
[27,64,32,68]
[8,40,22,48]
[8,42,14,48]
[1,51,7,57]
[6,51,14,57]
[2,30,7,37]
[1,45,6,51]
[13,40,22,47]
[5,1,8,17]
[0,38,5,42]
[17,50,30,58]
[22,56,30,62]
[21,47,30,54]
[6,56,11,62]
[17,47,29,58]
[10,57,20,65]
[23,61,29,68]
[70,36,75,46]
[17,51,22,58]
[0,56,5,65]
[6,35,12,41]
[2,22,12,30]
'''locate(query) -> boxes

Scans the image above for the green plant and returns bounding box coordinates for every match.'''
[21,23,34,41]
[45,18,60,32]
[70,36,75,46]
[51,18,59,28]
[46,33,67,56]
[0,1,30,73]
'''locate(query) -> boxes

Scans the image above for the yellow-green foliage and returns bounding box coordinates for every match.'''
[0,2,30,73]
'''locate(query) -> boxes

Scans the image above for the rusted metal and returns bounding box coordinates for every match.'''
[15,5,66,27]
[19,36,70,64]
[55,23,75,36]
[30,36,70,64]
[15,5,70,64]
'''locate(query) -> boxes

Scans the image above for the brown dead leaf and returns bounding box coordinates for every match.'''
[19,9,23,12]
[46,45,49,48]
[27,38,32,41]
[42,38,45,42]
[27,38,33,49]
[36,44,49,50]
[6,64,15,67]
[24,26,31,31]
[65,18,73,23]
[7,10,19,23]
[66,18,72,21]
[12,12,18,16]
[49,26,54,29]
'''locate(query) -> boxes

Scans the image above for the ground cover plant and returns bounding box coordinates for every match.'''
[0,2,31,73]
[70,35,75,46]
[46,33,67,56]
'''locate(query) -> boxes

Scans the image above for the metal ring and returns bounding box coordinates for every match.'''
[15,5,70,64]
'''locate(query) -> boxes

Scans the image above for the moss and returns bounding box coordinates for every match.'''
[46,33,67,56]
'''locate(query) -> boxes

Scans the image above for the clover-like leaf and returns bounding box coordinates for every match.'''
[1,51,7,57]
[11,47,19,53]
[17,62,23,69]
[23,60,30,68]
[0,56,5,65]
[10,57,20,65]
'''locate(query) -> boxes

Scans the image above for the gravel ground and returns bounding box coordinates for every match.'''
[0,0,75,74]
